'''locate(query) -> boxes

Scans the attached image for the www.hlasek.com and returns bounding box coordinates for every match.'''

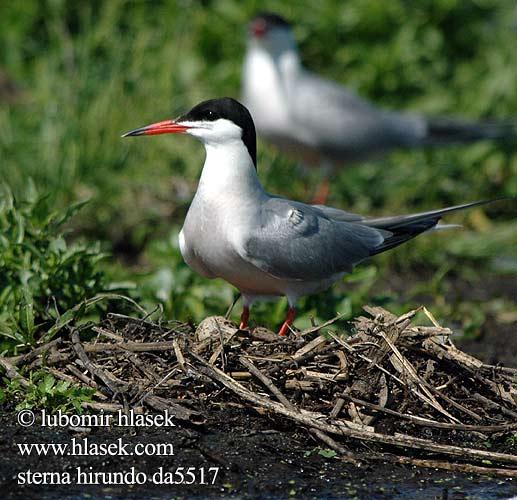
[17,437,174,457]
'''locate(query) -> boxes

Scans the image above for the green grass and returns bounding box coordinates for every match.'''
[0,0,516,344]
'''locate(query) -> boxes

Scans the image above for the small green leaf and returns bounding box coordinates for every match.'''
[20,287,35,339]
[38,374,55,395]
[318,449,338,458]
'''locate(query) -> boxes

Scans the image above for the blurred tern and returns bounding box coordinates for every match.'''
[123,97,498,336]
[242,13,517,193]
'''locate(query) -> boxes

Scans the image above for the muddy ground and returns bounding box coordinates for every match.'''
[1,273,516,500]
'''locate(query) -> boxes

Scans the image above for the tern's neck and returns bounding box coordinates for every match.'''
[243,44,302,129]
[197,140,264,199]
[248,42,301,81]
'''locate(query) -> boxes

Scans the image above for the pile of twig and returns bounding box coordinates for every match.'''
[3,306,517,476]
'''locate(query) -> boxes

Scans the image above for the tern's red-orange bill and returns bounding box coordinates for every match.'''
[122,120,189,137]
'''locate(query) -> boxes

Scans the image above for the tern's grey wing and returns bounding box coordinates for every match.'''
[362,199,498,254]
[310,204,365,222]
[289,70,427,158]
[238,197,388,281]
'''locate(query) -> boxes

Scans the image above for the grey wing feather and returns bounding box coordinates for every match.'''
[310,204,365,222]
[240,198,388,281]
[363,199,500,255]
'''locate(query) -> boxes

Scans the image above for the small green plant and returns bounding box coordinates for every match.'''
[2,373,94,412]
[0,183,109,353]
[506,433,517,446]
[303,447,338,459]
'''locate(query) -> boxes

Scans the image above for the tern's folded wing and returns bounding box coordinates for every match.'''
[237,198,387,281]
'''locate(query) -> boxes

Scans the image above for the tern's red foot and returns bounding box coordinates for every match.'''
[239,306,250,330]
[278,306,296,336]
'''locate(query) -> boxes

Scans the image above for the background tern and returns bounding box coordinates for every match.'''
[242,13,517,199]
[123,97,500,336]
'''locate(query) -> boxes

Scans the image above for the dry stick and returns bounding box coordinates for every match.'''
[84,341,178,353]
[91,325,124,342]
[309,428,361,465]
[7,338,62,366]
[66,364,100,390]
[190,351,517,466]
[27,352,70,370]
[249,329,279,342]
[286,368,348,382]
[265,340,338,377]
[125,351,161,383]
[82,401,124,412]
[330,398,346,418]
[229,371,253,379]
[292,335,328,361]
[399,326,453,340]
[71,330,128,394]
[173,339,186,372]
[0,357,31,388]
[472,393,517,420]
[45,367,85,386]
[375,454,517,478]
[107,312,162,329]
[238,356,361,465]
[341,394,517,433]
[225,294,240,319]
[336,351,349,379]
[144,395,205,425]
[259,335,334,375]
[239,356,293,409]
[483,364,517,376]
[298,313,344,337]
[138,367,180,407]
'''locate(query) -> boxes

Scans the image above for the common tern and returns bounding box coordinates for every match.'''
[243,13,517,173]
[123,97,499,336]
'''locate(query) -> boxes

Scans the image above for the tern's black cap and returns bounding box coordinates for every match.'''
[251,12,291,29]
[178,97,257,168]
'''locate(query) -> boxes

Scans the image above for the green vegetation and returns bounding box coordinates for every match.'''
[0,0,516,364]
[0,183,110,352]
[0,373,94,412]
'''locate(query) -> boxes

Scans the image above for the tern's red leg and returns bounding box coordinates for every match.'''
[311,179,330,205]
[239,305,250,330]
[278,306,296,336]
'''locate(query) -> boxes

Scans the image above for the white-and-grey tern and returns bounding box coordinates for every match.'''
[243,13,517,179]
[123,97,499,336]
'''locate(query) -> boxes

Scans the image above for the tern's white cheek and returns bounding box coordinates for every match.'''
[188,119,242,145]
[211,119,243,142]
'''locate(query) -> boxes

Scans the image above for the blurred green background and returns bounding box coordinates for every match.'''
[1,0,516,341]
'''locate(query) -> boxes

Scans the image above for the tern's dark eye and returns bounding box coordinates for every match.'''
[204,109,219,120]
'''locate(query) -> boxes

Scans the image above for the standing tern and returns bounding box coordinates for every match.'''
[123,97,499,336]
[243,13,517,177]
